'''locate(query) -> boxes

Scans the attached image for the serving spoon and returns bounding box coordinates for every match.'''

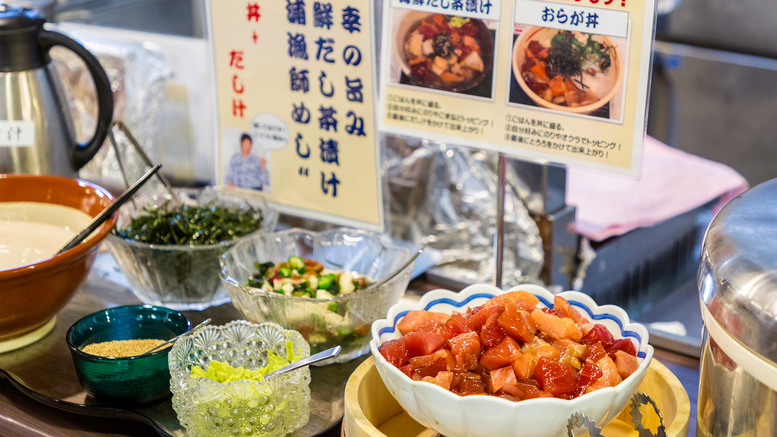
[57,164,162,255]
[263,345,341,378]
[134,318,212,358]
[369,245,425,290]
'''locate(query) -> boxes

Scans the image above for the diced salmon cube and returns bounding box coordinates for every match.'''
[490,366,517,393]
[480,336,522,370]
[554,296,587,324]
[409,349,455,379]
[510,352,537,379]
[531,310,583,341]
[434,371,454,390]
[449,331,481,370]
[498,302,537,342]
[483,290,540,309]
[595,354,622,388]
[522,336,560,361]
[397,310,450,334]
[614,350,639,379]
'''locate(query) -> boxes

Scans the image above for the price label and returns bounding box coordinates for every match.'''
[0,121,35,147]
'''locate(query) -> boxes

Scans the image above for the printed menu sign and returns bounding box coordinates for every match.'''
[208,0,384,231]
[380,0,656,176]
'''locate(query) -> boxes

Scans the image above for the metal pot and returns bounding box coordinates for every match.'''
[698,178,777,436]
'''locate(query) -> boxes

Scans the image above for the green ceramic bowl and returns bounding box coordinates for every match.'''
[66,305,190,405]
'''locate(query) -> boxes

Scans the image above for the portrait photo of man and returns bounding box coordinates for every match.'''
[225,133,270,191]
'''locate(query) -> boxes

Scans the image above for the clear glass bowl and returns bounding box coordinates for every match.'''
[169,321,311,437]
[220,228,414,364]
[104,187,277,311]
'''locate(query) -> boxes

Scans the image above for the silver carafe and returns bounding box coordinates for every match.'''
[0,4,112,177]
[698,178,777,436]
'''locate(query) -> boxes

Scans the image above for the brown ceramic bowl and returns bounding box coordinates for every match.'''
[0,175,115,348]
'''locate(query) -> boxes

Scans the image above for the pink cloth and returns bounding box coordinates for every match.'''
[567,136,748,241]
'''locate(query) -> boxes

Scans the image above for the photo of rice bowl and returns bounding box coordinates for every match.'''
[510,26,625,118]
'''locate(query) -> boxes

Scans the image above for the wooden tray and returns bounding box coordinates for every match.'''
[343,358,690,437]
[0,273,363,436]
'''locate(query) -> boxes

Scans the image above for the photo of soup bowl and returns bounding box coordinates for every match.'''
[393,10,494,93]
[512,26,624,115]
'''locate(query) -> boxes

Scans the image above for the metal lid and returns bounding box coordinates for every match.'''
[0,4,49,72]
[700,178,777,364]
[0,4,43,32]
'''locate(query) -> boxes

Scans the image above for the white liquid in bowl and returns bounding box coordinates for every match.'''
[0,202,93,272]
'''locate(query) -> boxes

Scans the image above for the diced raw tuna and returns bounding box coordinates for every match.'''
[480,312,506,348]
[531,310,583,342]
[400,363,415,378]
[579,324,615,349]
[574,362,603,397]
[439,313,470,340]
[613,350,639,379]
[397,310,450,334]
[581,342,607,363]
[403,331,446,358]
[379,338,409,367]
[535,357,577,395]
[498,302,537,342]
[451,372,486,396]
[480,336,522,370]
[607,338,638,358]
[467,305,503,332]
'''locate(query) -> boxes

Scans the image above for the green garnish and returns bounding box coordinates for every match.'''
[115,201,263,245]
[318,274,336,290]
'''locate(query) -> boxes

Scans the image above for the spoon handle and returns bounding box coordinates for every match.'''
[135,318,212,358]
[57,164,162,255]
[264,345,341,378]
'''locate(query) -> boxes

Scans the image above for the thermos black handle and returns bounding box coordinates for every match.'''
[39,30,113,170]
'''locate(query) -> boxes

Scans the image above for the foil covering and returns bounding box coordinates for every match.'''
[384,135,544,287]
[50,30,169,186]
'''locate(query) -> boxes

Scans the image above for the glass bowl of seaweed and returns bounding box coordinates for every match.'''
[105,186,277,310]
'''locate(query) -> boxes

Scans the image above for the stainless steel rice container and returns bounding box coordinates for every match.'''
[698,179,777,436]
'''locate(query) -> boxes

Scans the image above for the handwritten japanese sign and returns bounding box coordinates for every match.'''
[208,0,384,231]
[379,0,656,176]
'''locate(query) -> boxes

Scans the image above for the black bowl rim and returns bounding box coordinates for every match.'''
[66,304,191,362]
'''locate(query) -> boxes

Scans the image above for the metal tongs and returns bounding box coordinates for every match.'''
[108,120,180,208]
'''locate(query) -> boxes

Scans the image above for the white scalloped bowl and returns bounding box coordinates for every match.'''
[370,284,654,437]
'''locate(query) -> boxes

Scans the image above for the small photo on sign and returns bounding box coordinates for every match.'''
[508,26,627,123]
[222,127,273,194]
[389,9,497,100]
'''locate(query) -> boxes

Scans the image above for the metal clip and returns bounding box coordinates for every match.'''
[567,412,604,437]
[629,392,667,437]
